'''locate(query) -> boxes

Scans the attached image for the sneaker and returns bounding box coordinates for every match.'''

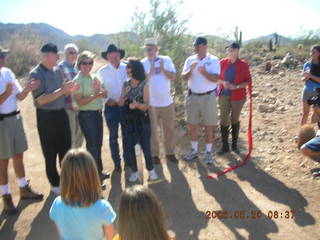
[184,149,198,161]
[205,152,213,165]
[129,172,139,182]
[166,154,178,164]
[152,156,161,164]
[51,186,61,195]
[20,184,43,200]
[149,169,159,181]
[2,194,18,215]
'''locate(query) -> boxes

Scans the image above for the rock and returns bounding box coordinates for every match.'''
[279,72,285,77]
[278,137,284,142]
[265,167,272,172]
[266,83,273,88]
[271,87,278,93]
[288,100,294,106]
[252,91,259,97]
[258,104,275,113]
[265,62,272,72]
[277,106,286,111]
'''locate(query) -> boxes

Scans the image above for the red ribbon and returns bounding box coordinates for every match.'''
[208,82,253,179]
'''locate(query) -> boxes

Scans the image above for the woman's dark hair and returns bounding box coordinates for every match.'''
[127,58,146,82]
[311,45,320,62]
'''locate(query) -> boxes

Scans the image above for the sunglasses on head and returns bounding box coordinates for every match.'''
[81,61,93,65]
[68,51,78,55]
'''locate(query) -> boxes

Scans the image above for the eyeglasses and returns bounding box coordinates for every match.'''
[68,51,78,55]
[144,48,153,52]
[81,61,93,65]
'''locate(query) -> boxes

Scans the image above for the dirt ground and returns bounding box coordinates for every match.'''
[1,61,320,240]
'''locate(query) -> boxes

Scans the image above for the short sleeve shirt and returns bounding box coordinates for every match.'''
[29,64,65,110]
[74,72,104,111]
[98,62,127,102]
[0,67,22,114]
[141,56,176,107]
[183,53,220,93]
[49,196,116,240]
[303,61,320,93]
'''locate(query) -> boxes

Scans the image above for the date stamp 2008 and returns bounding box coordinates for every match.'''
[205,210,295,220]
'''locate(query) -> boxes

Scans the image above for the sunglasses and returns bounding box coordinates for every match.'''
[68,51,78,55]
[81,61,93,65]
[144,48,153,52]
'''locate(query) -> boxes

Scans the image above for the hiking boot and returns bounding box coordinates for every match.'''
[166,154,178,164]
[232,122,240,154]
[20,184,43,200]
[218,125,230,155]
[2,194,18,215]
[184,149,199,161]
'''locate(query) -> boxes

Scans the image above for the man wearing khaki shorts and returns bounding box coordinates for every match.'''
[0,46,43,215]
[182,37,220,164]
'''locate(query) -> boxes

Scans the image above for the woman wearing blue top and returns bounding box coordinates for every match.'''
[49,149,116,240]
[301,45,320,125]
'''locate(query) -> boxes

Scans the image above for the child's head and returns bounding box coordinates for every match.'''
[118,185,170,240]
[297,124,316,149]
[60,148,101,207]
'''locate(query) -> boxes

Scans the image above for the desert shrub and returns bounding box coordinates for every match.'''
[4,28,43,77]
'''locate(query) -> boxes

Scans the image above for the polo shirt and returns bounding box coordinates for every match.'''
[74,72,104,111]
[182,53,220,94]
[98,62,127,102]
[142,55,176,107]
[0,67,22,114]
[29,64,65,110]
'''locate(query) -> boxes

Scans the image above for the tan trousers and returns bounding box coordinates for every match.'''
[66,109,84,148]
[219,96,246,126]
[149,104,175,157]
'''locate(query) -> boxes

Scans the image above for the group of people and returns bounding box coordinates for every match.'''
[0,35,252,234]
[298,45,320,177]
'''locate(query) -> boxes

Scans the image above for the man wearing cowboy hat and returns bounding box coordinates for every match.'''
[0,46,43,214]
[141,38,178,164]
[98,44,130,172]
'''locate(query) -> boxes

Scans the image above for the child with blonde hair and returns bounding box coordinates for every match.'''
[50,148,116,240]
[114,185,173,240]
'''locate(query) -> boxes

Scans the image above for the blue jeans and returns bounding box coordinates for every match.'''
[78,111,103,173]
[104,106,130,167]
[124,118,154,172]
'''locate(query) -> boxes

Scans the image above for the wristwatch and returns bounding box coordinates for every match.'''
[236,85,240,89]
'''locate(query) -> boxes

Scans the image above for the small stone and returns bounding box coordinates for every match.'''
[279,72,285,77]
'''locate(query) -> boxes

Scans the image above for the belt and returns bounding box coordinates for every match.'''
[37,108,65,113]
[188,89,214,96]
[0,110,20,121]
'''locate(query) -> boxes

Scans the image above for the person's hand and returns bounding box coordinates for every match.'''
[92,79,101,91]
[26,79,41,92]
[303,72,312,79]
[107,99,118,106]
[301,76,308,82]
[190,61,198,72]
[149,59,155,75]
[6,82,13,95]
[129,100,138,110]
[229,84,237,90]
[198,66,206,75]
[222,81,231,89]
[96,89,107,98]
[62,80,75,94]
[159,59,165,71]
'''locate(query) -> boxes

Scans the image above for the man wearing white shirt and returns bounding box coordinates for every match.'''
[141,38,178,164]
[98,44,129,172]
[0,46,43,215]
[182,37,220,164]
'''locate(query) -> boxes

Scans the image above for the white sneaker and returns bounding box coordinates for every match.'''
[184,149,199,161]
[149,169,159,181]
[51,186,61,195]
[129,172,139,182]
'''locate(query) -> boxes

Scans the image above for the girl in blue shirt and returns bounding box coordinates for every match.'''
[49,148,116,240]
[301,45,320,125]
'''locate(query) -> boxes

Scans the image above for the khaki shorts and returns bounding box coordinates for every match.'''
[186,92,218,126]
[0,114,28,159]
